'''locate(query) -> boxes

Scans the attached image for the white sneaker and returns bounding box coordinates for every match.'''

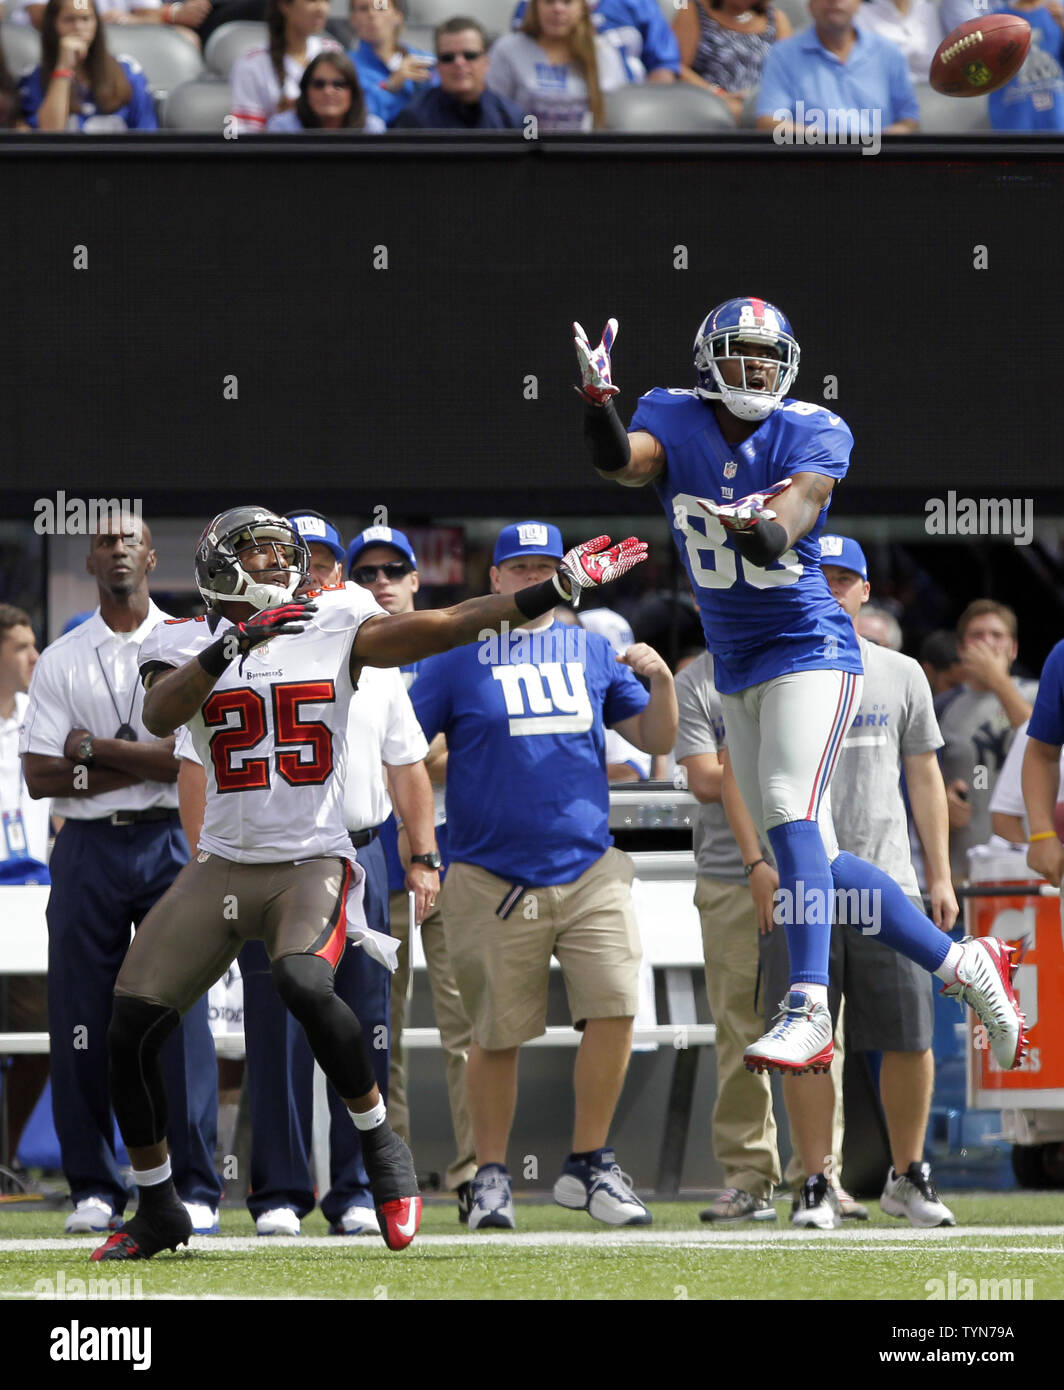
[554,1149,652,1227]
[881,1163,955,1228]
[183,1202,220,1235]
[744,991,834,1075]
[791,1175,842,1230]
[941,936,1028,1070]
[255,1207,301,1236]
[330,1205,380,1236]
[65,1197,115,1234]
[468,1164,515,1231]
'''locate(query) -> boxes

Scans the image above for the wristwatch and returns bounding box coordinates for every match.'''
[410,851,442,870]
[76,734,95,766]
[743,858,767,878]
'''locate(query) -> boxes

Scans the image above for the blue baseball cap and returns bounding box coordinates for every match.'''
[286,510,345,563]
[346,525,418,576]
[493,521,565,567]
[819,534,868,580]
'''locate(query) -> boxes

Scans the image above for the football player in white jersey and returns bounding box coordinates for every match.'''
[92,505,646,1261]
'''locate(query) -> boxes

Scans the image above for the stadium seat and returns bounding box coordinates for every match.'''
[407,0,517,40]
[605,82,735,131]
[204,19,268,78]
[1,19,41,77]
[163,76,233,131]
[915,82,991,133]
[108,26,205,116]
[772,0,810,32]
[739,86,761,127]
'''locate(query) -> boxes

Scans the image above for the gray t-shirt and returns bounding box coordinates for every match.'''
[674,651,748,882]
[485,32,630,133]
[831,637,943,896]
[936,676,1039,880]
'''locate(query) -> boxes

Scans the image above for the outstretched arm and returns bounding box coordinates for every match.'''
[354,535,647,668]
[574,319,666,487]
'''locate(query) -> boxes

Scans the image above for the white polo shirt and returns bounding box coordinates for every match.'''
[0,691,52,866]
[19,602,178,821]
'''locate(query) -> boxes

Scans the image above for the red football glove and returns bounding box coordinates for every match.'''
[573,319,620,405]
[696,479,793,533]
[553,535,647,609]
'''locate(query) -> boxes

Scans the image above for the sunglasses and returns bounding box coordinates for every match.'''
[351,561,413,583]
[437,49,485,62]
[309,77,350,89]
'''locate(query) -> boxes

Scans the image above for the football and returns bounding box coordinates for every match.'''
[929,14,1032,97]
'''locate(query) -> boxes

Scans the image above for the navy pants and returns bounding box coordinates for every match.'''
[46,817,221,1212]
[241,836,392,1225]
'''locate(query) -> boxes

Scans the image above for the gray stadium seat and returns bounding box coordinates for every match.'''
[605,82,735,131]
[915,82,991,133]
[740,86,760,127]
[407,0,518,40]
[1,19,42,77]
[163,75,233,130]
[772,0,810,33]
[109,26,205,110]
[401,24,436,52]
[204,20,268,78]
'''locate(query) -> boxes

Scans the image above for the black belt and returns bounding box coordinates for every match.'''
[107,808,179,827]
[349,827,379,849]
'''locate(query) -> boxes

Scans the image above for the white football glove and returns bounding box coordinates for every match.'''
[573,319,620,405]
[552,534,647,609]
[696,479,793,533]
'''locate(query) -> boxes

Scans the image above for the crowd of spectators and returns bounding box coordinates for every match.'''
[3,0,1064,132]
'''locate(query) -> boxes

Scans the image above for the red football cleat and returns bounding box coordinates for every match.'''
[90,1206,192,1262]
[376,1196,422,1251]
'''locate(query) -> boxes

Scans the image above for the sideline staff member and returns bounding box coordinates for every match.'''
[20,515,221,1235]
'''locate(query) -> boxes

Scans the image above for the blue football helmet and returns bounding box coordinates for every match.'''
[693,298,800,421]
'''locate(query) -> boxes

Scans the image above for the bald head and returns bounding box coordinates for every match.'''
[87,512,156,600]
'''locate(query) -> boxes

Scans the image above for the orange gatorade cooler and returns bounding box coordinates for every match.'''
[965,846,1064,1108]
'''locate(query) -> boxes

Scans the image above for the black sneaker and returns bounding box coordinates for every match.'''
[90,1204,192,1261]
[456,1180,473,1226]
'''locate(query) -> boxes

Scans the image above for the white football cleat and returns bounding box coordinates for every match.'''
[744,991,834,1075]
[330,1205,380,1236]
[65,1197,116,1234]
[940,936,1028,1070]
[183,1202,220,1235]
[255,1207,301,1237]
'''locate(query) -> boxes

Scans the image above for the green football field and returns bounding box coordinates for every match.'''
[2,1192,1062,1302]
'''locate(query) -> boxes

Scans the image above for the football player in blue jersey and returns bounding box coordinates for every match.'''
[574,299,1029,1076]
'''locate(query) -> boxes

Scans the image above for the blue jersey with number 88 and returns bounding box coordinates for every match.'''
[630,387,863,695]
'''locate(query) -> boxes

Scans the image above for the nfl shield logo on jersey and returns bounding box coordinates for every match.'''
[723,461,737,479]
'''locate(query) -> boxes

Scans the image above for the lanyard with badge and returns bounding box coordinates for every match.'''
[0,762,48,882]
[96,647,140,742]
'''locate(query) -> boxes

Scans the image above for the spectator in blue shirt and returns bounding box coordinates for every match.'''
[409,521,677,1233]
[394,16,525,128]
[988,1,1064,131]
[512,0,680,80]
[348,0,436,126]
[1024,639,1064,887]
[754,0,918,137]
[21,0,157,130]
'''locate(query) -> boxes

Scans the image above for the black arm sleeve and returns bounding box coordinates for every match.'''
[728,518,790,568]
[582,398,631,473]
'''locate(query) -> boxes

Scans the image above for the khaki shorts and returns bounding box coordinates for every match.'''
[116,853,353,1014]
[439,848,641,1050]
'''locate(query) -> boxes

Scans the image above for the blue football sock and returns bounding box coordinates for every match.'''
[829,852,951,972]
[766,820,833,987]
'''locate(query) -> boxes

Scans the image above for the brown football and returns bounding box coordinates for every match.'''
[929,14,1032,97]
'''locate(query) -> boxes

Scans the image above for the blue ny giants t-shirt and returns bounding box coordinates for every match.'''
[629,388,863,695]
[409,622,648,884]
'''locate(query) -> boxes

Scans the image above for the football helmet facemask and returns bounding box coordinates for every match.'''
[693,298,800,422]
[195,506,310,612]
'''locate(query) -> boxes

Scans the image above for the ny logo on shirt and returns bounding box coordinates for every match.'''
[491,662,593,736]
